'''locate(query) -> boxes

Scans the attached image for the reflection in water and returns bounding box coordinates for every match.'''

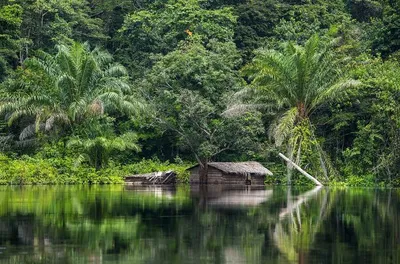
[0,186,398,263]
[208,190,273,208]
[274,186,330,263]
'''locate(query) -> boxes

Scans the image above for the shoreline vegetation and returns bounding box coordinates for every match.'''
[0,153,393,187]
[1,1,400,187]
[0,154,192,185]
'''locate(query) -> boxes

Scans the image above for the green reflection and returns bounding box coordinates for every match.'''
[0,186,398,263]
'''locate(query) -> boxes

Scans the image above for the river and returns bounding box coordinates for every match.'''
[0,185,398,263]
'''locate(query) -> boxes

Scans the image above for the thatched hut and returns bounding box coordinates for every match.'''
[188,162,273,185]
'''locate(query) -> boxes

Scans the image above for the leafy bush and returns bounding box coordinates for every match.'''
[0,154,58,184]
[0,154,191,185]
[390,178,400,187]
[122,159,192,183]
[345,174,376,187]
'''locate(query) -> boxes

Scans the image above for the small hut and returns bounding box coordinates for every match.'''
[188,162,273,185]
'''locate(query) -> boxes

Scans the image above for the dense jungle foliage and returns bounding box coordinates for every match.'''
[0,0,400,185]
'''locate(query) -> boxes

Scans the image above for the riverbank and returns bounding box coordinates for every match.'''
[0,154,191,185]
[0,154,397,187]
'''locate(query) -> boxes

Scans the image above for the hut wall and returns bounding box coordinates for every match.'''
[189,167,200,183]
[125,176,148,184]
[221,173,245,184]
[251,175,265,185]
[190,167,223,183]
[206,167,223,184]
[221,173,265,185]
[190,165,266,185]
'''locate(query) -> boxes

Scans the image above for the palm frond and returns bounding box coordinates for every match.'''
[56,44,78,78]
[67,137,83,148]
[69,98,88,121]
[57,74,77,94]
[119,132,141,152]
[0,135,13,151]
[269,107,299,147]
[45,113,70,131]
[74,154,90,168]
[7,107,37,125]
[19,123,44,140]
[15,138,37,148]
[311,79,361,112]
[104,64,128,77]
[78,56,98,93]
[0,41,138,146]
[222,103,264,117]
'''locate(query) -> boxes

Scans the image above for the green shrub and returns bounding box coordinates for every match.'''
[122,159,192,183]
[0,154,192,185]
[0,154,57,184]
[0,154,124,185]
[390,178,400,187]
[345,174,376,187]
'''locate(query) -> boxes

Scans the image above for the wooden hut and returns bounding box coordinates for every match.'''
[188,162,273,185]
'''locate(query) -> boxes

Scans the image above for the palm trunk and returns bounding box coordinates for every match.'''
[297,102,307,120]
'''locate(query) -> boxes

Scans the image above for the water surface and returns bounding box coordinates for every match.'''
[0,185,398,263]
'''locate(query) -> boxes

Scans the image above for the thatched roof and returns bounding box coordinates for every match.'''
[189,162,273,176]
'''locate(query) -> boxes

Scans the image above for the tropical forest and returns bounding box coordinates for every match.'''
[1,0,400,186]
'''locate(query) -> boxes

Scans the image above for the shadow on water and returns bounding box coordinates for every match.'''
[0,185,398,263]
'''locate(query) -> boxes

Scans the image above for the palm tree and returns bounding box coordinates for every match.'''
[67,132,141,170]
[0,42,143,141]
[237,35,360,181]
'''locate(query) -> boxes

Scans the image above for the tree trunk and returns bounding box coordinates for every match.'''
[279,153,323,186]
[298,250,309,264]
[297,102,307,119]
[199,160,209,184]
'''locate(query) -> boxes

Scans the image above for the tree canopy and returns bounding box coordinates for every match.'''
[1,0,400,185]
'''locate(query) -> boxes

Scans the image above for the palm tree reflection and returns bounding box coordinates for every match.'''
[273,186,334,263]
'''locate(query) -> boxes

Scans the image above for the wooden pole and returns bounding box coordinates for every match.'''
[278,153,323,186]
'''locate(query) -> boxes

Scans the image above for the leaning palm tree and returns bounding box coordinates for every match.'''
[231,35,360,182]
[0,42,143,140]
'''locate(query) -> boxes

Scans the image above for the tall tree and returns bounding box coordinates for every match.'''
[233,0,283,63]
[67,117,140,170]
[238,35,359,182]
[143,39,264,182]
[12,0,107,60]
[0,42,142,142]
[118,0,237,77]
[0,4,23,80]
[369,1,400,57]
